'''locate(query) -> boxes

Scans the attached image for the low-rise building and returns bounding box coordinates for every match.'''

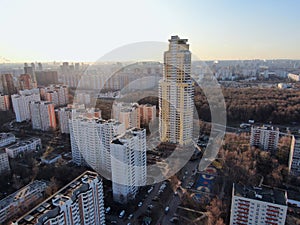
[12,171,105,225]
[0,180,47,224]
[230,183,288,225]
[0,133,16,148]
[5,137,41,158]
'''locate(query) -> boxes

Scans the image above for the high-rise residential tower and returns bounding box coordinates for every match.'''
[159,35,194,145]
[110,128,147,204]
[29,101,56,131]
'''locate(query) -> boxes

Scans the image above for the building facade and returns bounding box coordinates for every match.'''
[40,85,68,107]
[69,116,124,176]
[139,104,156,125]
[288,135,300,176]
[30,101,56,131]
[0,180,46,224]
[0,133,16,148]
[12,171,105,225]
[250,126,280,152]
[11,90,41,122]
[0,94,10,111]
[0,150,10,174]
[230,183,288,225]
[5,137,42,158]
[159,35,194,145]
[112,102,140,129]
[111,128,147,204]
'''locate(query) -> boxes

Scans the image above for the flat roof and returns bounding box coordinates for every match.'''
[13,171,100,225]
[234,183,287,206]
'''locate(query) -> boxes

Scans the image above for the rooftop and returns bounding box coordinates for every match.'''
[13,171,100,225]
[6,137,40,150]
[0,180,47,210]
[234,183,287,206]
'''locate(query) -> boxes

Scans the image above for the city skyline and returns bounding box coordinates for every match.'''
[1,0,300,62]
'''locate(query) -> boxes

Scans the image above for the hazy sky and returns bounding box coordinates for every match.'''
[0,0,300,62]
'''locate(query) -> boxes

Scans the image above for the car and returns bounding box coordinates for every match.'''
[111,221,117,224]
[105,206,111,214]
[148,204,154,209]
[147,186,154,193]
[174,191,178,196]
[138,201,143,207]
[170,217,179,223]
[128,214,133,220]
[119,210,125,218]
[164,206,170,214]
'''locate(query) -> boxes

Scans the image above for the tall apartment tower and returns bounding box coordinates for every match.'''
[12,171,105,225]
[288,135,300,176]
[69,117,124,176]
[230,183,287,225]
[159,35,194,145]
[250,125,280,152]
[11,89,41,122]
[110,128,147,204]
[0,94,10,111]
[29,101,56,131]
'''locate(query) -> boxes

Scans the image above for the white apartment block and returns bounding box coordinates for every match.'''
[0,94,10,111]
[0,132,16,147]
[112,102,140,129]
[230,183,287,225]
[0,180,47,224]
[69,117,124,176]
[11,90,41,122]
[12,171,105,225]
[57,107,72,134]
[111,128,147,204]
[159,35,194,145]
[288,135,300,176]
[30,101,56,131]
[0,150,10,174]
[250,126,280,152]
[5,137,42,158]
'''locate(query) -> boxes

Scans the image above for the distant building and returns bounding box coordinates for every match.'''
[29,101,56,131]
[250,125,279,152]
[57,107,72,134]
[139,104,156,125]
[24,64,36,84]
[12,171,105,225]
[0,74,16,95]
[11,89,41,122]
[0,180,47,224]
[0,94,10,111]
[0,132,16,147]
[18,74,35,90]
[69,116,124,176]
[112,102,140,129]
[288,73,300,82]
[74,92,91,106]
[288,136,300,176]
[5,137,41,158]
[111,128,147,204]
[159,35,194,145]
[35,70,58,86]
[230,183,288,225]
[40,85,68,107]
[0,150,10,174]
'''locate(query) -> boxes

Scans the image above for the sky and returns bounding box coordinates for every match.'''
[0,0,300,62]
